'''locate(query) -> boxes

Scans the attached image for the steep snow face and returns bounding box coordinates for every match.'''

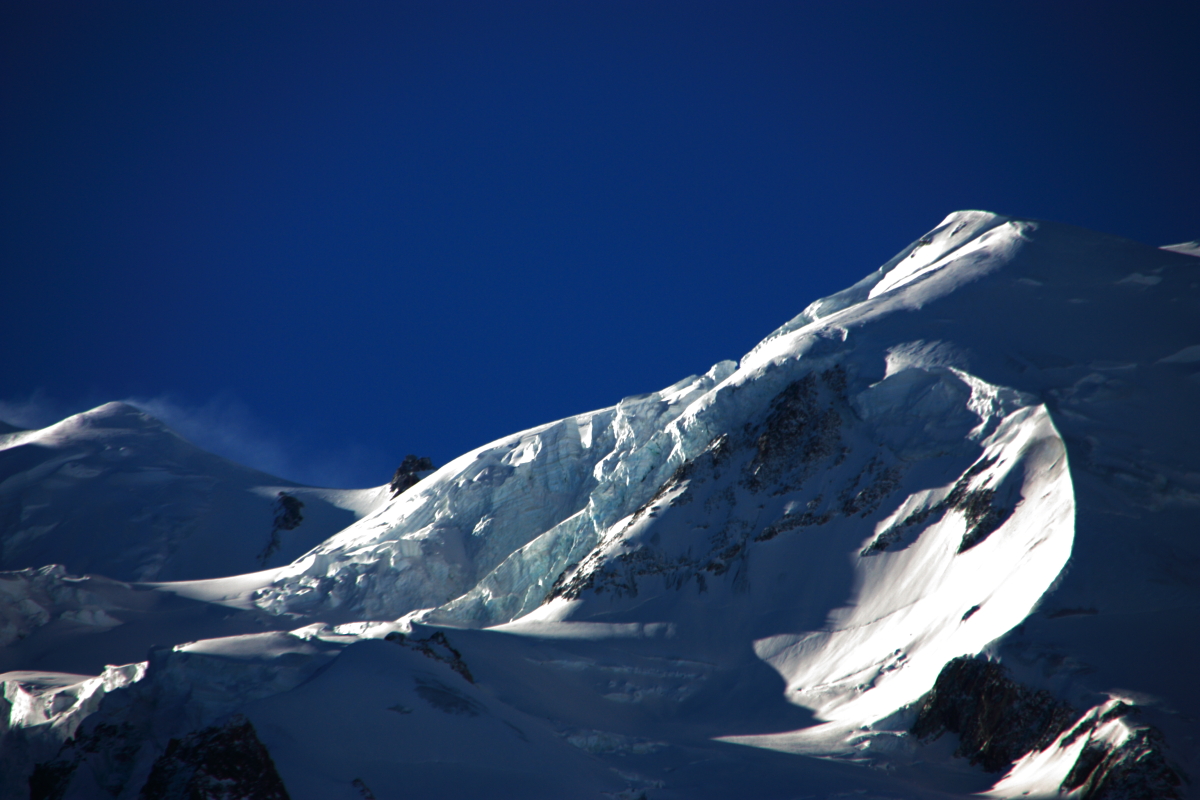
[0,403,388,582]
[239,209,1198,792]
[518,360,1073,730]
[4,211,1197,799]
[257,210,1200,643]
[751,404,1073,725]
[252,363,738,621]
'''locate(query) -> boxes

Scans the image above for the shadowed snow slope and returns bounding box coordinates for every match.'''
[2,211,1197,799]
[0,402,389,582]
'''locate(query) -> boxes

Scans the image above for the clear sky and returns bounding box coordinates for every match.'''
[2,1,1197,487]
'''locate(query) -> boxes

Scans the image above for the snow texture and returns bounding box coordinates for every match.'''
[0,402,388,582]
[2,210,1198,799]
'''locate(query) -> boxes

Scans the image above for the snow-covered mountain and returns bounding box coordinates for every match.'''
[2,211,1197,799]
[0,402,389,583]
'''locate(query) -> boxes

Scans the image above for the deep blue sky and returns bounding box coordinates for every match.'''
[3,1,1197,487]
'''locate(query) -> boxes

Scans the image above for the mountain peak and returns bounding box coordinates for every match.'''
[77,401,165,428]
[3,213,1197,799]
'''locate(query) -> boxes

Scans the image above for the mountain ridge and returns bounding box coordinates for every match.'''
[2,210,1197,799]
[0,401,389,583]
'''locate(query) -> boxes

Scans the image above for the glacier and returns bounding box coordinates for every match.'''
[2,210,1198,799]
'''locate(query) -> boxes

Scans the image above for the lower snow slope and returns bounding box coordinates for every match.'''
[3,210,1197,799]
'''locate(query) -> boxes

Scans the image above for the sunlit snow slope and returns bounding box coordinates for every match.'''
[3,211,1197,800]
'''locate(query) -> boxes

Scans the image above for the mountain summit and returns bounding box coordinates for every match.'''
[0,403,388,582]
[2,211,1197,799]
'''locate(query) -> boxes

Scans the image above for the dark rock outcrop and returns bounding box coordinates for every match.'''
[545,369,864,603]
[29,722,141,800]
[911,656,1076,772]
[1060,712,1183,800]
[138,715,290,800]
[914,657,1186,799]
[742,367,847,493]
[28,759,78,800]
[862,455,1012,556]
[257,492,305,567]
[385,629,474,683]
[390,455,435,498]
